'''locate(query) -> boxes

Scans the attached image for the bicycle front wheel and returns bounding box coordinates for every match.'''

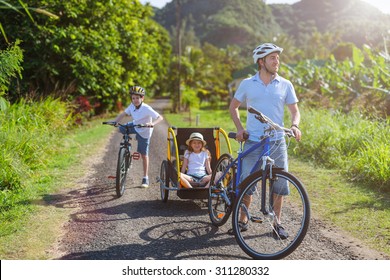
[116,147,129,197]
[232,169,310,259]
[208,153,235,227]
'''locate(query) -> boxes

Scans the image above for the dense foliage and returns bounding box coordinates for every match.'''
[0,98,71,208]
[281,0,390,49]
[0,40,23,110]
[155,0,279,50]
[1,0,171,111]
[167,43,243,111]
[155,0,390,54]
[281,45,390,117]
[289,107,390,190]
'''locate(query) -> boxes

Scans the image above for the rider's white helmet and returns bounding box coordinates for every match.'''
[252,43,283,64]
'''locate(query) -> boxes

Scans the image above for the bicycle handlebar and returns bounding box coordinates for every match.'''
[228,132,249,140]
[102,121,153,128]
[247,107,295,138]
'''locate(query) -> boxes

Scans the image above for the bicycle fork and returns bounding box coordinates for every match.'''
[240,156,277,225]
[212,176,234,206]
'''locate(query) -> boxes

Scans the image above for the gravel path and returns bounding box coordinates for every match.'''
[53,99,388,260]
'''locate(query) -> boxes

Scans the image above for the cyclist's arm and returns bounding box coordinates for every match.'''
[229,98,246,141]
[150,115,163,126]
[287,103,301,141]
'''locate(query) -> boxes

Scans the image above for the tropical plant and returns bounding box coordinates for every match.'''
[0,40,23,110]
[281,44,390,117]
[1,0,171,112]
[290,107,390,190]
[0,0,57,110]
[167,43,242,112]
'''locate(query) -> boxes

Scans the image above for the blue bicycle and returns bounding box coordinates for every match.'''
[208,107,310,259]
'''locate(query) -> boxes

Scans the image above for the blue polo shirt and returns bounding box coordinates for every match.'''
[234,73,298,141]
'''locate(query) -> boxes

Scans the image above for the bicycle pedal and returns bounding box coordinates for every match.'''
[132,152,141,160]
[251,216,263,223]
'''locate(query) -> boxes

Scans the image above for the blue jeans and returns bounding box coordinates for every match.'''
[241,139,289,195]
[119,122,150,155]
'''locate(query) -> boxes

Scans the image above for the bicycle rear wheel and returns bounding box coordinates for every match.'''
[116,147,129,197]
[208,153,235,227]
[232,169,310,259]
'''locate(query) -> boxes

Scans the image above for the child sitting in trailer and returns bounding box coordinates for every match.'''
[180,132,212,188]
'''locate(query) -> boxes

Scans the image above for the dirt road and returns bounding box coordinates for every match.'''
[53,99,388,260]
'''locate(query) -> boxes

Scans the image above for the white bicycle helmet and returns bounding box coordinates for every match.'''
[252,43,283,64]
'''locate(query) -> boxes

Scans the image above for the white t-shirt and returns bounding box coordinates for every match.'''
[184,150,209,176]
[124,103,160,139]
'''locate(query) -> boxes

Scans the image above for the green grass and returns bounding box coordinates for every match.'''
[164,105,390,256]
[291,109,390,190]
[290,158,390,254]
[0,117,113,259]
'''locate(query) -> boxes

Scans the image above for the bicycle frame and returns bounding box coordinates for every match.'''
[235,136,272,195]
[111,122,148,154]
[215,134,273,205]
[121,128,133,149]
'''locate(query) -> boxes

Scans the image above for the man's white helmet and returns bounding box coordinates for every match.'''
[252,43,283,64]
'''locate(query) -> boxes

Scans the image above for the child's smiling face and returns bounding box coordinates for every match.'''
[190,140,203,152]
[131,94,144,106]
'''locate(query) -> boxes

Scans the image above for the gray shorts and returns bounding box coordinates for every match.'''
[119,122,150,155]
[240,139,289,195]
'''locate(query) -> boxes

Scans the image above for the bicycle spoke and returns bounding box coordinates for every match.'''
[232,170,310,259]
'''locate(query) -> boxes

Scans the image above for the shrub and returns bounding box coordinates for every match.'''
[0,98,71,193]
[291,107,390,190]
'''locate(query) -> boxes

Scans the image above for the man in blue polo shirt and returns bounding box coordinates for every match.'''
[229,43,302,239]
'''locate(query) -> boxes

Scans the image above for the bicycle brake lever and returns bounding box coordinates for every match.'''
[255,114,267,123]
[249,107,268,123]
[286,129,295,138]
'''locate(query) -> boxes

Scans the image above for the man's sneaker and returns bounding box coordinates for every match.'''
[228,221,248,235]
[141,178,149,188]
[273,224,289,240]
